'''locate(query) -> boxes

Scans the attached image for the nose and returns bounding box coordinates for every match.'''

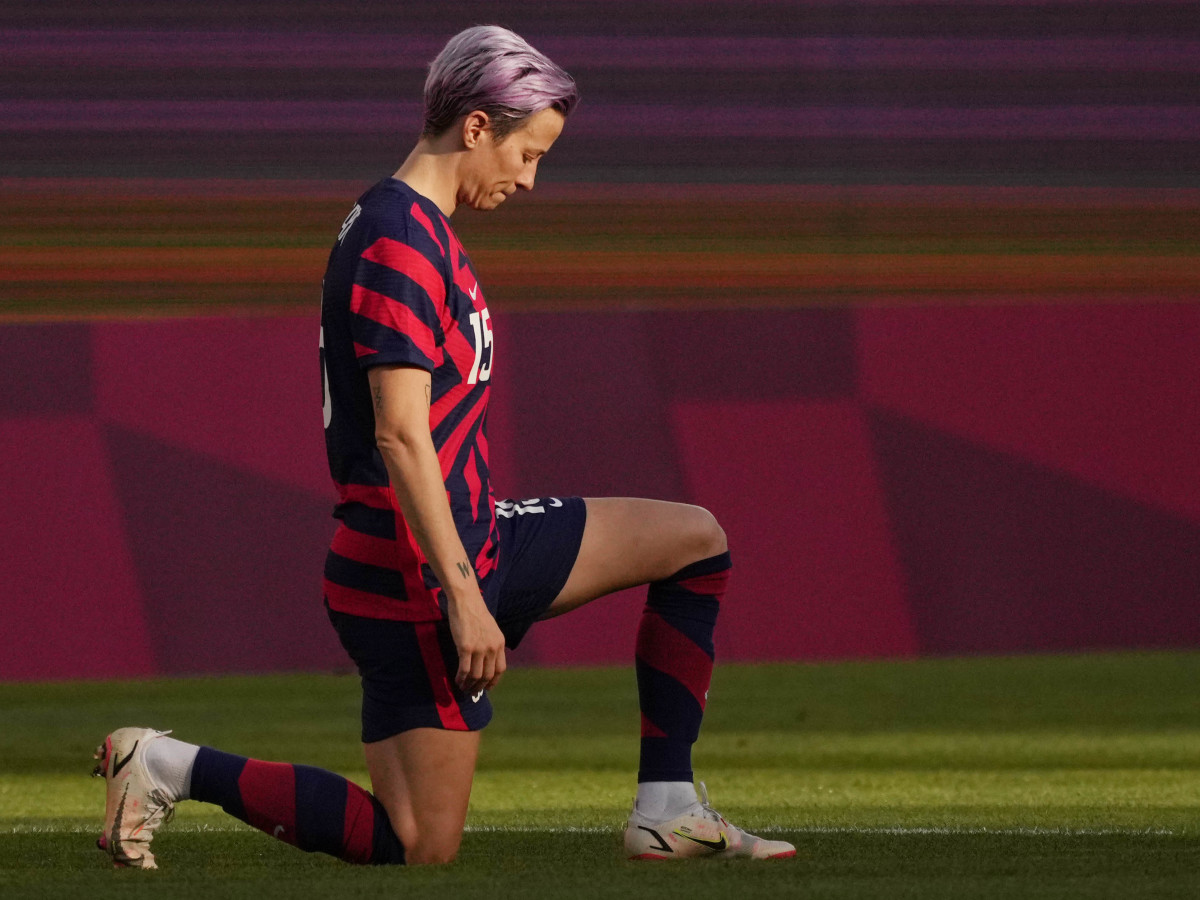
[516,160,538,191]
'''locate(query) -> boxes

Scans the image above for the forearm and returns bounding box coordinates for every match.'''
[375,430,480,607]
[367,363,505,693]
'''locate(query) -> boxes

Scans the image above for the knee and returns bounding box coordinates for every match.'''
[404,834,461,866]
[378,804,462,866]
[690,505,728,560]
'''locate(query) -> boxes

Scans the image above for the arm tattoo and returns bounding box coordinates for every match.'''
[456,561,472,580]
[425,384,431,408]
[372,383,384,414]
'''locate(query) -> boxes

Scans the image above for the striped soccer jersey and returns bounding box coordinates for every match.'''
[319,178,498,621]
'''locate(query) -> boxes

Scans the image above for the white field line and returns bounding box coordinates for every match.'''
[790,826,1180,836]
[474,825,1181,837]
[2,824,1180,836]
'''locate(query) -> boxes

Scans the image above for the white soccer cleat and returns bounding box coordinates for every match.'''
[624,783,796,861]
[91,727,176,869]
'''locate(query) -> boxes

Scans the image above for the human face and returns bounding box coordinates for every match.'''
[458,108,565,211]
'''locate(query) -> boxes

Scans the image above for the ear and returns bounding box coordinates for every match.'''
[461,111,491,149]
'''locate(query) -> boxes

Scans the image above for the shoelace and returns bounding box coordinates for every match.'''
[695,782,726,826]
[695,781,754,852]
[145,788,176,828]
[121,788,175,847]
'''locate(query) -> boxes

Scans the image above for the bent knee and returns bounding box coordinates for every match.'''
[689,505,728,560]
[395,818,464,866]
[404,837,461,866]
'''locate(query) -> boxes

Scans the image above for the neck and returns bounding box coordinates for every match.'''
[392,136,462,217]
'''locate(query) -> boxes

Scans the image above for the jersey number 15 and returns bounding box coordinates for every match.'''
[467,310,493,385]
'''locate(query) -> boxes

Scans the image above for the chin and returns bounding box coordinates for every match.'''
[470,195,503,212]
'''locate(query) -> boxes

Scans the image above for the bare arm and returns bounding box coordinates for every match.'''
[367,364,506,695]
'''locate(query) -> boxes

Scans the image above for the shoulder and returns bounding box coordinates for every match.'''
[356,181,449,268]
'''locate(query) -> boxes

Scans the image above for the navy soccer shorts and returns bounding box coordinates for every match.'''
[327,496,587,742]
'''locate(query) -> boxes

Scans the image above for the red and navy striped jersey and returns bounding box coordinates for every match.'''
[320,178,498,621]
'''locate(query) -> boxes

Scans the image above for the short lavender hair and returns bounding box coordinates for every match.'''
[422,25,579,142]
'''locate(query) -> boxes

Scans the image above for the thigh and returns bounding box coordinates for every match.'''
[364,728,481,865]
[546,497,727,617]
[327,607,493,740]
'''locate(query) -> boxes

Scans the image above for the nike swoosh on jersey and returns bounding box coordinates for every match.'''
[674,830,728,851]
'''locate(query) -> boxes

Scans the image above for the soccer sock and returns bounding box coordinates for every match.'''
[142,734,199,802]
[189,746,406,865]
[634,780,698,820]
[635,550,729,788]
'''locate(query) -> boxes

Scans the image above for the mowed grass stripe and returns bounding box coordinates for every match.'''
[2,655,1199,897]
[6,766,1198,832]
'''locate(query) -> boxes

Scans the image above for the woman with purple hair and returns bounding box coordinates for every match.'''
[92,25,794,869]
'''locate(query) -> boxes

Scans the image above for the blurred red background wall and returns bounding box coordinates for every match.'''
[2,304,1198,679]
[3,0,1197,678]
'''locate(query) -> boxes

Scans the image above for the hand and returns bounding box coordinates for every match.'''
[446,593,507,697]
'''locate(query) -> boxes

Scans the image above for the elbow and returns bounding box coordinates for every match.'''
[374,428,400,454]
[374,424,426,458]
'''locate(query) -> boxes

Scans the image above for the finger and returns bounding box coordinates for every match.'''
[457,652,471,689]
[468,649,487,691]
[486,648,507,691]
[479,652,497,690]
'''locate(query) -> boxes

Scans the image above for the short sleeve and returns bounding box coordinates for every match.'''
[348,213,449,372]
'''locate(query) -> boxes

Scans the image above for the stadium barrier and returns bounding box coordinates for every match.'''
[2,304,1199,679]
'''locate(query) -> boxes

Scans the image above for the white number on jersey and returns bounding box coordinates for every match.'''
[495,499,549,518]
[337,204,362,243]
[320,326,332,429]
[467,309,493,385]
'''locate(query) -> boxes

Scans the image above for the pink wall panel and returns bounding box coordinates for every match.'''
[0,417,155,680]
[3,305,1198,680]
[671,399,918,661]
[93,317,331,496]
[513,588,645,667]
[858,303,1200,520]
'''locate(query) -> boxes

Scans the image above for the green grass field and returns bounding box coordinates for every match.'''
[3,653,1199,898]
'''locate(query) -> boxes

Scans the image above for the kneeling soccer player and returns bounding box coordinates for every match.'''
[93,25,794,869]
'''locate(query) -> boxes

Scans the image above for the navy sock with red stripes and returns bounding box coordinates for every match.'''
[189,747,405,865]
[635,550,730,784]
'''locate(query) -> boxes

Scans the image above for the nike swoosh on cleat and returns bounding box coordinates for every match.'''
[109,784,128,855]
[674,831,728,851]
[111,740,139,778]
[636,826,673,854]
